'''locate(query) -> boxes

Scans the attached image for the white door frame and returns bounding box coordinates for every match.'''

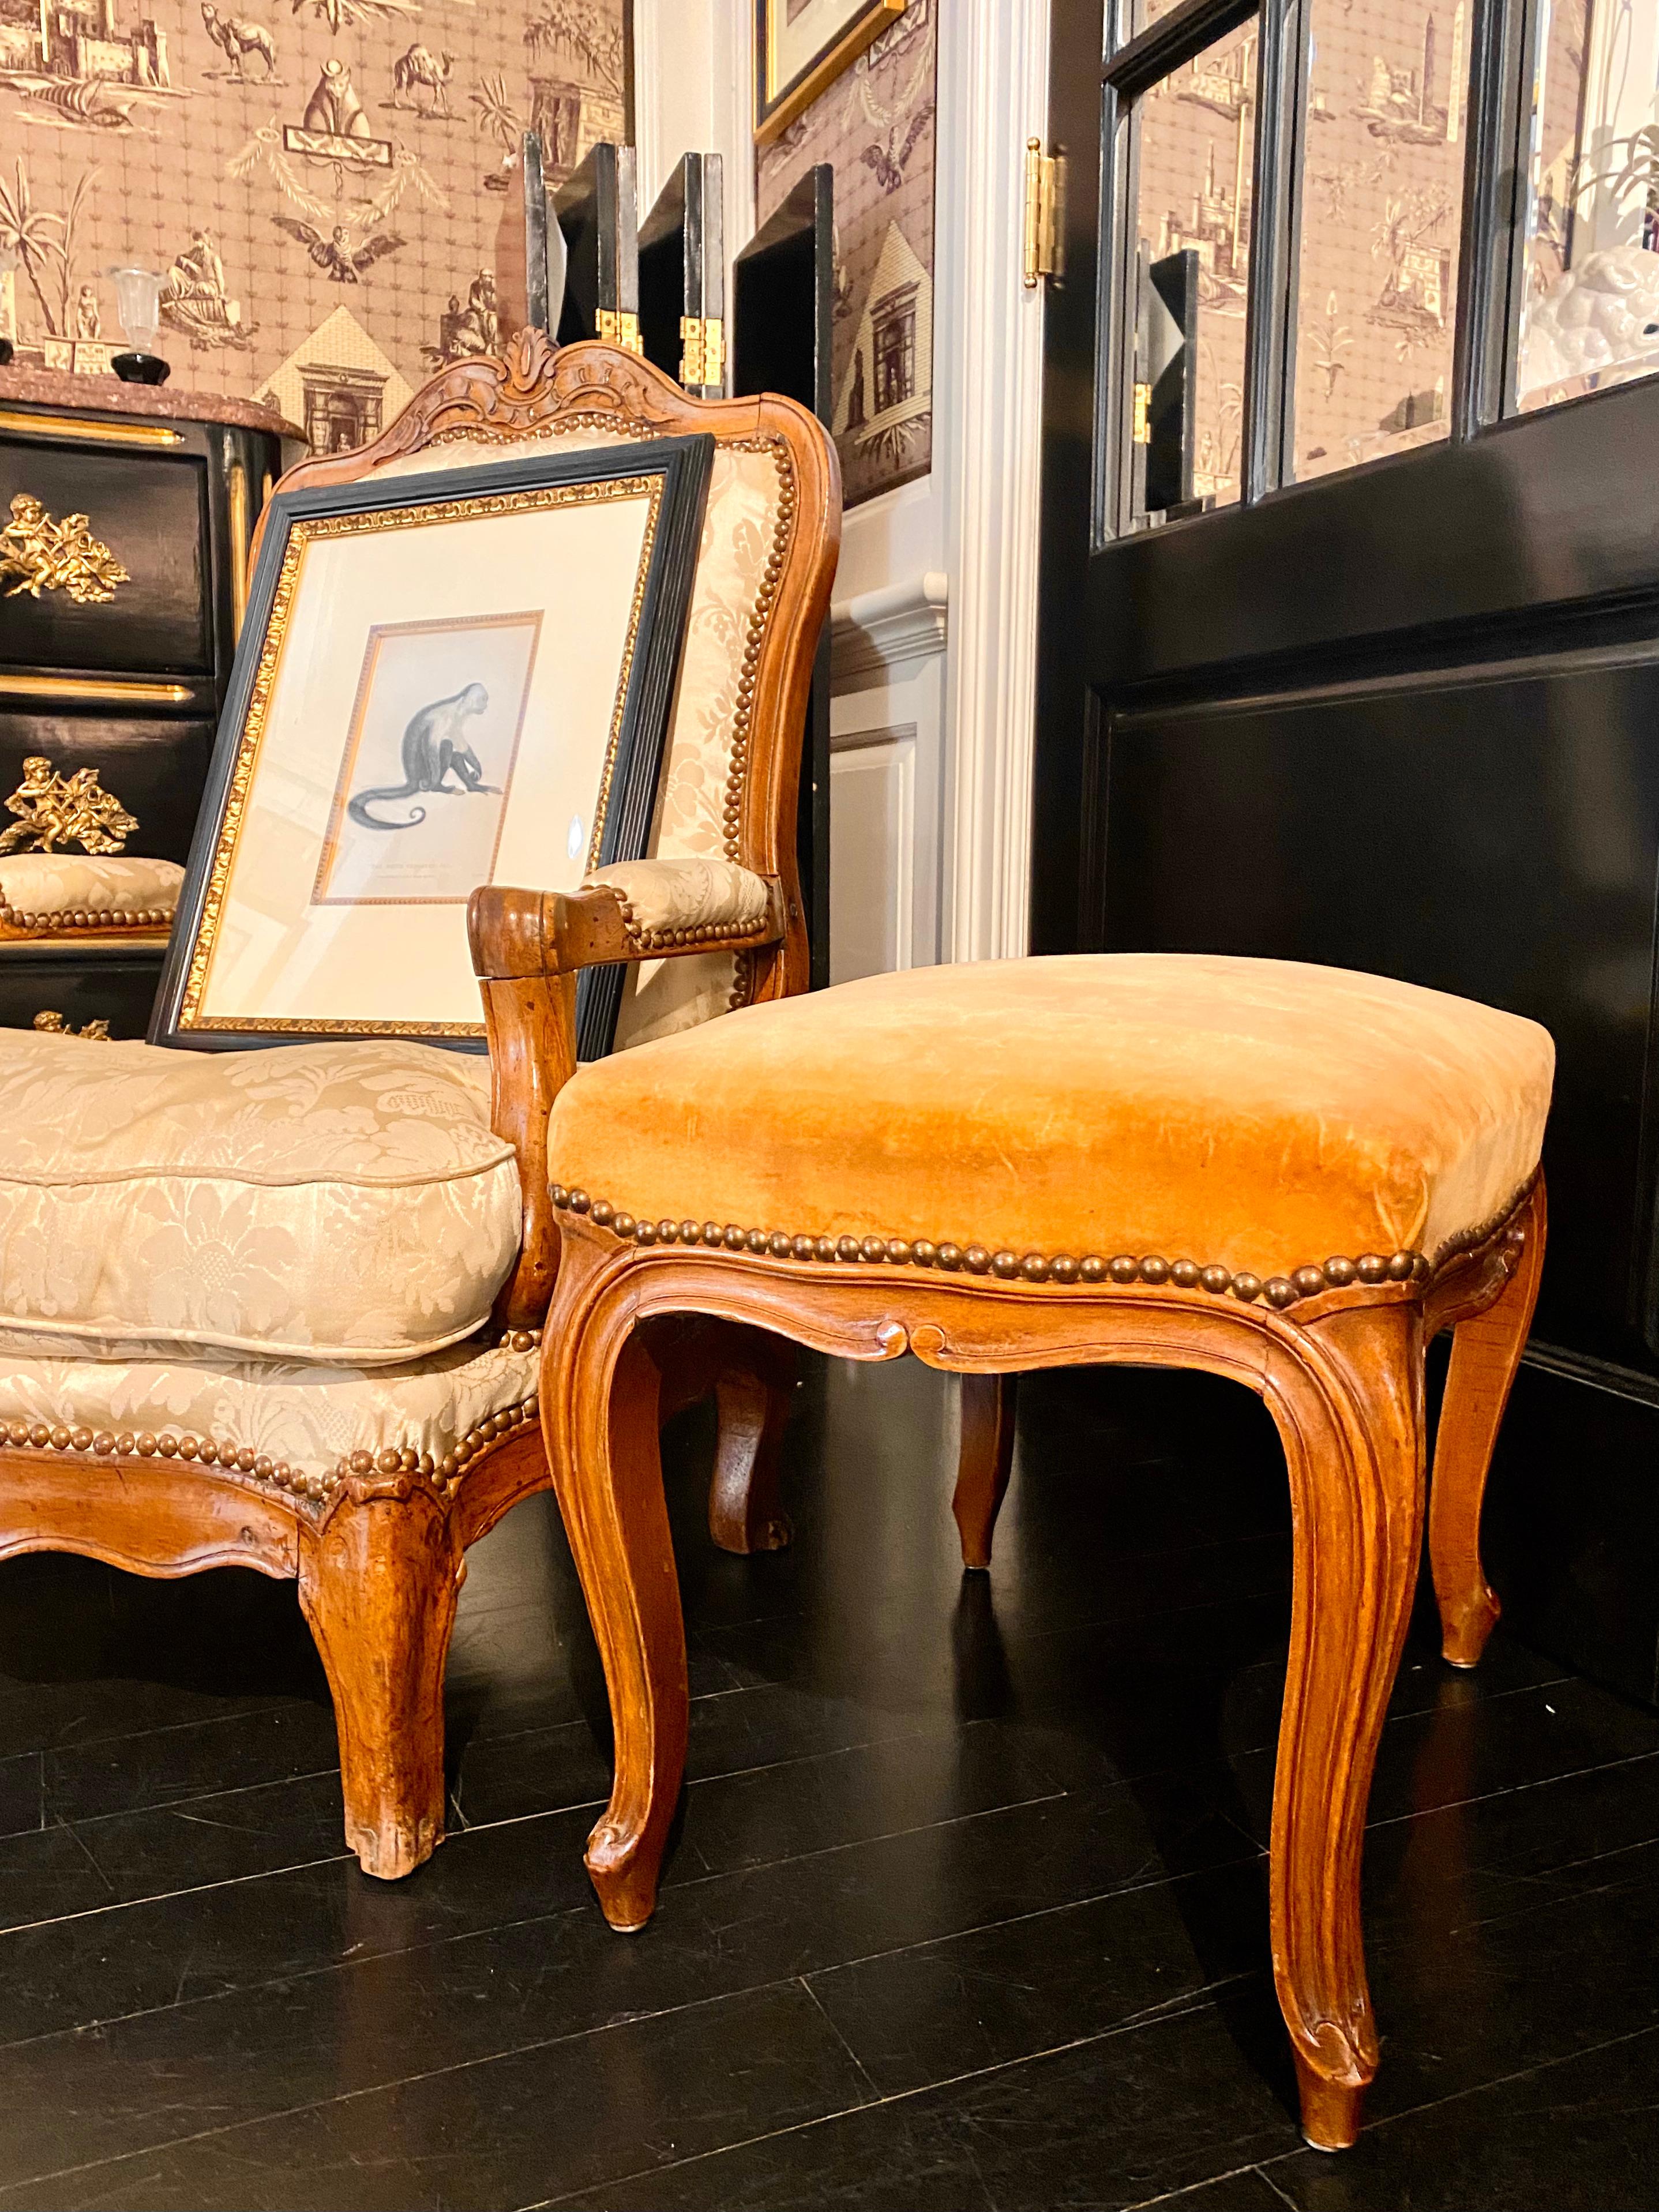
[933,0,1050,960]
[633,0,1050,964]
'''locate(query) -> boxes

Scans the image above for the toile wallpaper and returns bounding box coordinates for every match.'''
[0,0,626,447]
[755,0,936,508]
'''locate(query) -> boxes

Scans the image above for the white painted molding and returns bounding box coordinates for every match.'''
[933,0,1050,963]
[830,570,949,689]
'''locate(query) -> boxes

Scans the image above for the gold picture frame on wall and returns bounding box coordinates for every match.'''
[152,435,713,1060]
[755,0,907,145]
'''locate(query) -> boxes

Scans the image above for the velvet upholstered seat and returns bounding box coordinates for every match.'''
[544,954,1552,1286]
[530,949,1553,2156]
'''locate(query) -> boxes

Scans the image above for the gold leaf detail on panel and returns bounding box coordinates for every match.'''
[0,493,130,605]
[0,758,139,857]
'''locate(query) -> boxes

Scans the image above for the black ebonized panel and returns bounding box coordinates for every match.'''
[0,948,166,1040]
[0,713,216,867]
[554,141,639,348]
[1033,0,1659,1703]
[1082,380,1659,697]
[0,398,295,1037]
[733,166,834,990]
[1099,648,1659,1368]
[1487,1359,1659,1706]
[0,441,211,676]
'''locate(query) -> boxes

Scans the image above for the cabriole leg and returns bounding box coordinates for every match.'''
[298,1478,461,1881]
[551,1325,686,1931]
[1266,1303,1425,2150]
[709,1332,797,1555]
[1430,1179,1547,1667]
[952,1372,1016,1570]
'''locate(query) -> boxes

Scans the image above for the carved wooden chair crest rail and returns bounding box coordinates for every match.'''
[511,948,1555,2154]
[0,335,843,1881]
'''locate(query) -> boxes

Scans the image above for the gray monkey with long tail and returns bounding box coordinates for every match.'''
[348,682,496,831]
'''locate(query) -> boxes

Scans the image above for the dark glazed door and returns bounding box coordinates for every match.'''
[1033,0,1659,1696]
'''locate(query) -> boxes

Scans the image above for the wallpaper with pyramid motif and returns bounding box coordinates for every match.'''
[0,0,625,446]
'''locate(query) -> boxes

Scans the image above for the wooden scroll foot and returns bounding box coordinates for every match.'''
[1294,2053,1364,2152]
[1430,1179,1547,1668]
[1265,1302,1425,2145]
[298,1477,461,1881]
[952,1372,1016,1570]
[550,1323,687,1931]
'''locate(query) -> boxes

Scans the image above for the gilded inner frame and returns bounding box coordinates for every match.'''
[756,0,909,144]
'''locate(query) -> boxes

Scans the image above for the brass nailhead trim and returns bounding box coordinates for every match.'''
[0,1328,545,1502]
[1,906,173,930]
[610,904,768,955]
[550,1184,1537,1310]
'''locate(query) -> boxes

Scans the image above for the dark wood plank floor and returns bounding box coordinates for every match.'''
[0,1354,1654,2210]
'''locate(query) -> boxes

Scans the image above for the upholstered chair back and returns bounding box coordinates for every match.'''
[270,331,840,1047]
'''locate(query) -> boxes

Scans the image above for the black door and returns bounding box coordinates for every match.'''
[1033,0,1659,1700]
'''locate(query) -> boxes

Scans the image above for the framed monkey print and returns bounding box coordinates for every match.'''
[153,437,713,1056]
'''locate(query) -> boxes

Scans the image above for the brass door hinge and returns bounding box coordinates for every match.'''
[1132,381,1151,444]
[680,314,726,389]
[596,309,643,354]
[1023,138,1061,286]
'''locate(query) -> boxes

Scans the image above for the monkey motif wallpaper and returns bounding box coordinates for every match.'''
[0,0,627,446]
[755,0,935,507]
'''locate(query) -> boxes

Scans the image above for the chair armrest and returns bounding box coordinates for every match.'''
[464,863,785,1329]
[470,861,784,981]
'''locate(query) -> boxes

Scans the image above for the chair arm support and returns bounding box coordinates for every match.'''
[468,864,785,983]
[464,868,786,1330]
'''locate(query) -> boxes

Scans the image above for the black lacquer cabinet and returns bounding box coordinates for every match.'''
[0,371,301,1038]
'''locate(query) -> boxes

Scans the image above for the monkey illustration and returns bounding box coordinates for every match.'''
[347,682,494,831]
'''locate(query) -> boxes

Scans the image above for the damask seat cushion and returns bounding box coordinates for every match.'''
[0,1031,519,1364]
[546,954,1555,1287]
[0,853,183,930]
[0,1332,539,1502]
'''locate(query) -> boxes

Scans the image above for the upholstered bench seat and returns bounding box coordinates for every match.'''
[0,1334,540,1502]
[0,1030,520,1363]
[545,953,1554,1295]
[0,852,183,934]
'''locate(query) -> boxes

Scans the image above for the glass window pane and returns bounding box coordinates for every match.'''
[1289,0,1470,480]
[1127,21,1260,525]
[1517,0,1659,413]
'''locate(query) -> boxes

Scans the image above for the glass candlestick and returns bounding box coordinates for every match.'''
[107,266,169,385]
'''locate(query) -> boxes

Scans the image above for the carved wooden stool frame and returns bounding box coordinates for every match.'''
[540,1172,1546,2151]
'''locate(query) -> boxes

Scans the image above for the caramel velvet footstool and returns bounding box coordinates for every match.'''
[535,953,1554,2150]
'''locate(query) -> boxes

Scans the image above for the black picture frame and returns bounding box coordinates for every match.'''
[152,433,714,1060]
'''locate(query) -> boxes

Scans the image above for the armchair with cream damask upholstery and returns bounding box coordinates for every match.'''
[0,335,838,1880]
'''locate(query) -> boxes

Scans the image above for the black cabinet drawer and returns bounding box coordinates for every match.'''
[0,440,211,676]
[0,949,166,1040]
[0,712,215,866]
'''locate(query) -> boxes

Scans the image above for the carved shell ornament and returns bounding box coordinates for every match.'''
[0,493,129,605]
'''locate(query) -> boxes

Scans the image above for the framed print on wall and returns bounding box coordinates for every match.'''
[755,0,907,145]
[152,435,714,1059]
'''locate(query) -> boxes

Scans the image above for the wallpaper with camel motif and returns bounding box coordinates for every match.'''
[0,0,626,447]
[756,0,935,507]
